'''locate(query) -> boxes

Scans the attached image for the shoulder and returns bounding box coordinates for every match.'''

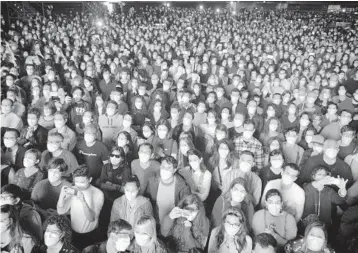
[253,209,265,218]
[90,186,104,198]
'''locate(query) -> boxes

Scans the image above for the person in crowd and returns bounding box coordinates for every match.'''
[99,146,131,201]
[233,120,264,171]
[151,119,178,159]
[0,204,36,253]
[259,117,285,150]
[253,233,277,253]
[132,215,168,253]
[75,111,102,141]
[260,150,286,190]
[281,103,300,131]
[338,125,357,160]
[74,124,109,182]
[131,143,161,195]
[32,158,71,218]
[282,127,304,165]
[1,98,23,131]
[285,221,335,253]
[18,107,48,151]
[193,101,207,127]
[83,219,133,253]
[252,189,297,248]
[320,109,353,141]
[302,165,348,227]
[10,148,44,196]
[57,165,104,250]
[110,175,153,227]
[144,156,191,227]
[212,177,255,229]
[98,100,124,148]
[116,114,138,147]
[161,194,209,253]
[48,111,77,151]
[40,132,79,177]
[1,184,43,242]
[6,88,25,118]
[38,101,56,130]
[2,128,26,171]
[178,149,212,201]
[31,215,79,253]
[299,139,353,186]
[137,122,155,146]
[261,163,305,222]
[208,207,253,253]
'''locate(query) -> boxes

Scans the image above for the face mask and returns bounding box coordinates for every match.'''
[125,190,138,202]
[267,111,275,118]
[225,224,240,236]
[248,107,256,114]
[300,119,309,127]
[123,120,131,128]
[158,130,167,139]
[3,139,16,148]
[325,148,337,159]
[139,153,150,163]
[183,118,191,126]
[307,236,325,251]
[44,233,61,247]
[160,169,173,180]
[189,160,200,171]
[84,134,95,144]
[115,236,131,252]
[305,136,313,144]
[240,161,251,173]
[282,174,294,185]
[207,118,216,125]
[286,137,297,145]
[269,124,278,132]
[243,131,253,139]
[231,190,246,203]
[234,119,243,127]
[288,108,296,114]
[216,133,225,141]
[271,160,283,169]
[143,130,152,139]
[75,182,89,191]
[341,136,353,144]
[48,171,61,184]
[135,102,143,109]
[135,233,151,247]
[0,219,10,233]
[267,203,282,216]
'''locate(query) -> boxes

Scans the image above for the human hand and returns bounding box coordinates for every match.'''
[336,176,348,190]
[183,220,192,228]
[169,207,183,220]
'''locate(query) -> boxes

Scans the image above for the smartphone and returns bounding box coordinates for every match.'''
[65,187,78,196]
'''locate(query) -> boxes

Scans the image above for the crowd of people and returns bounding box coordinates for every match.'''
[1,3,358,253]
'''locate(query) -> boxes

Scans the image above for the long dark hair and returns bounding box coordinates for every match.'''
[215,207,248,251]
[1,205,24,249]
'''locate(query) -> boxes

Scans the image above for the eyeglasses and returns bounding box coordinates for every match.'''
[267,201,282,205]
[225,221,241,229]
[0,195,13,201]
[110,154,121,158]
[45,230,62,238]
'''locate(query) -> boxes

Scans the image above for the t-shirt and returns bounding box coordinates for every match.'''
[75,140,109,180]
[157,178,176,225]
[31,179,71,210]
[40,150,79,176]
[131,159,161,195]
[261,179,305,221]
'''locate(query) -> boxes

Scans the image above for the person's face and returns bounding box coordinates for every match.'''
[231,183,247,203]
[281,167,299,185]
[139,144,152,163]
[3,131,17,148]
[74,176,91,191]
[72,89,83,102]
[26,66,34,76]
[188,154,201,171]
[48,168,63,185]
[5,76,14,87]
[134,227,151,247]
[306,227,326,251]
[47,136,62,153]
[171,108,179,119]
[324,146,338,159]
[207,112,216,125]
[84,132,96,144]
[182,114,193,126]
[1,100,12,114]
[157,125,168,139]
[265,195,283,216]
[124,181,139,202]
[243,123,255,139]
[54,115,66,129]
[286,131,298,145]
[27,113,39,127]
[340,112,352,126]
[82,112,93,125]
[23,153,38,168]
[160,160,175,181]
[0,212,11,233]
[224,214,242,236]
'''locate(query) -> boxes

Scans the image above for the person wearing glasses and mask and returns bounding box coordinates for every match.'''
[31,215,79,253]
[208,207,253,253]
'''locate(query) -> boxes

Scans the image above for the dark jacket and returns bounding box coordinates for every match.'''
[18,125,48,152]
[2,145,26,171]
[144,173,191,222]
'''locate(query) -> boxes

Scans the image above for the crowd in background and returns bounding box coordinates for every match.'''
[1,4,358,253]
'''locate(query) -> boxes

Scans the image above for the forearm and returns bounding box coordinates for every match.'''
[81,199,96,222]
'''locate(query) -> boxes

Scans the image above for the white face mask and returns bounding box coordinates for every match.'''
[0,219,10,233]
[158,130,167,139]
[3,138,16,148]
[325,148,337,159]
[267,203,282,216]
[160,169,173,180]
[44,233,61,247]
[307,235,325,251]
[115,236,131,252]
[281,174,294,185]
[305,136,313,144]
[139,153,151,163]
[240,161,251,173]
[135,233,151,247]
[271,160,283,169]
[225,224,240,236]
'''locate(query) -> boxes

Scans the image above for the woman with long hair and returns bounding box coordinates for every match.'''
[208,207,252,253]
[38,101,56,130]
[117,131,136,164]
[162,194,210,253]
[132,215,168,253]
[100,146,131,201]
[211,177,255,230]
[252,189,297,248]
[177,137,196,169]
[147,99,169,126]
[179,149,212,201]
[285,221,335,253]
[0,204,36,253]
[31,215,78,253]
[259,117,285,151]
[131,95,148,131]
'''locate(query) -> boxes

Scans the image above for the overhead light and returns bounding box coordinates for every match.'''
[233,11,236,15]
[96,20,103,27]
[199,5,203,10]
[216,8,220,13]
[166,2,170,7]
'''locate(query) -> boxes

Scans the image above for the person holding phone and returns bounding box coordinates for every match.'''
[57,165,104,250]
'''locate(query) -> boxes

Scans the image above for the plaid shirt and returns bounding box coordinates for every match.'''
[234,136,264,170]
